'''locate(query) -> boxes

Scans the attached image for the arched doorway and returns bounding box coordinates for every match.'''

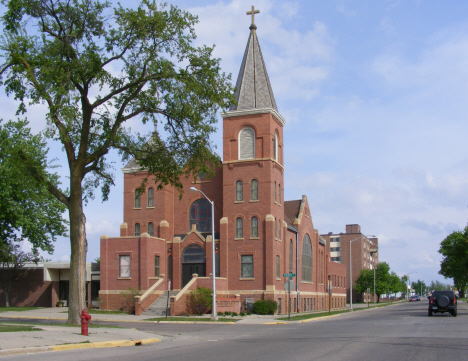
[181,244,206,287]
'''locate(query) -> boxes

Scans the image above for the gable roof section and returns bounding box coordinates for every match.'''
[284,200,301,227]
[230,29,277,112]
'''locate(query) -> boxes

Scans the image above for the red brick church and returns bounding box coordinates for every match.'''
[99,10,346,315]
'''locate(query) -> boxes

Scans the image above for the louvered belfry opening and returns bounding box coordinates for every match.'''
[239,127,255,159]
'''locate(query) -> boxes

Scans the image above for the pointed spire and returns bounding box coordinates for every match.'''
[230,7,278,112]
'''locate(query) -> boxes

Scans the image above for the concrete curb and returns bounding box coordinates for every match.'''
[0,338,161,357]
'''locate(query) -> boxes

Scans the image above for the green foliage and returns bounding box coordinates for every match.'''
[438,228,468,297]
[355,269,373,294]
[246,311,252,315]
[253,299,278,315]
[388,272,404,297]
[119,287,139,314]
[239,312,245,317]
[223,311,230,316]
[217,311,223,316]
[411,279,427,295]
[0,119,67,252]
[189,286,212,315]
[231,312,238,317]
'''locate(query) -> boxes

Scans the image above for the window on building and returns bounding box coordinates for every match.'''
[215,253,220,277]
[278,184,281,204]
[276,255,280,278]
[236,217,243,238]
[289,240,293,272]
[274,181,277,202]
[273,132,278,161]
[274,218,277,238]
[239,127,255,160]
[251,217,258,238]
[236,180,243,201]
[250,179,258,200]
[302,233,312,282]
[134,223,140,236]
[148,222,154,237]
[154,256,160,277]
[119,255,130,278]
[147,188,154,207]
[241,255,253,278]
[134,190,140,208]
[189,199,211,232]
[278,220,281,240]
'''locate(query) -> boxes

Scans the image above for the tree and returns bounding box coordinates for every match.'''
[0,0,234,323]
[438,228,468,298]
[388,272,403,301]
[0,119,67,251]
[355,269,373,295]
[0,240,39,307]
[411,279,427,296]
[374,262,391,302]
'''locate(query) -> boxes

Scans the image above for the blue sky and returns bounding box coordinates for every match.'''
[3,0,468,287]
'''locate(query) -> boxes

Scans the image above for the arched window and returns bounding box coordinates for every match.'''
[289,240,293,272]
[273,132,278,161]
[251,217,258,238]
[134,190,140,208]
[148,222,154,237]
[251,179,258,200]
[239,127,255,160]
[189,199,211,232]
[302,234,312,282]
[236,217,243,238]
[182,244,205,263]
[147,188,154,207]
[236,180,243,201]
[134,223,140,236]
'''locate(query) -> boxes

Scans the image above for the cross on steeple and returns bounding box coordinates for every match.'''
[247,5,260,31]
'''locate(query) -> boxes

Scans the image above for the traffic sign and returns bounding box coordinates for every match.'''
[284,280,295,291]
[283,273,296,277]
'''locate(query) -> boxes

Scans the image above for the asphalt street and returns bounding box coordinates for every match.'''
[2,301,467,361]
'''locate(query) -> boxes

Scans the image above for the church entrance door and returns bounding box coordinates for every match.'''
[181,244,206,287]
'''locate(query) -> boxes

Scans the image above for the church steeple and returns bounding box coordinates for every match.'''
[230,7,278,112]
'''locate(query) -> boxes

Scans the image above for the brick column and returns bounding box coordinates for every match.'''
[265,214,275,289]
[220,217,228,279]
[172,237,182,290]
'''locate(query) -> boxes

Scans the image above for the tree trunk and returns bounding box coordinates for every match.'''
[67,173,87,324]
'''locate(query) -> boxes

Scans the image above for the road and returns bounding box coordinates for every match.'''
[3,301,467,361]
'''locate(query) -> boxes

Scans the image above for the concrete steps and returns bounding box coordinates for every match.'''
[143,291,178,316]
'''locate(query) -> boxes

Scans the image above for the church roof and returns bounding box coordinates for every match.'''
[230,26,277,112]
[284,200,302,227]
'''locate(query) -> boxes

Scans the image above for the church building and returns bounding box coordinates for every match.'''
[99,9,347,315]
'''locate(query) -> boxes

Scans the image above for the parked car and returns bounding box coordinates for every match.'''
[409,295,418,302]
[428,291,457,317]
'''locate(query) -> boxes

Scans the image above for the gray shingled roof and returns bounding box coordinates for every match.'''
[230,29,277,111]
[284,200,301,227]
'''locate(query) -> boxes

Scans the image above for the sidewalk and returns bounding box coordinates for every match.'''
[0,308,163,357]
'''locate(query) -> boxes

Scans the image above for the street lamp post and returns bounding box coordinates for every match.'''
[190,186,217,320]
[349,234,376,311]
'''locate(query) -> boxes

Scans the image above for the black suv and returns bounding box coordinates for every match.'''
[428,291,457,317]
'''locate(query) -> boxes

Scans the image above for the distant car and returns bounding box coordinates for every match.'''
[409,295,418,302]
[428,291,457,317]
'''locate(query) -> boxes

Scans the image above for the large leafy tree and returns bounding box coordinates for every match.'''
[0,119,67,250]
[354,268,373,295]
[0,0,234,323]
[411,279,427,296]
[438,228,468,298]
[388,272,403,300]
[373,262,391,302]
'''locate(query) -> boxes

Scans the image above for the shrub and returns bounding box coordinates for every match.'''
[119,287,139,314]
[231,312,238,317]
[253,299,278,315]
[239,312,245,317]
[189,286,212,315]
[247,311,252,315]
[224,311,231,316]
[217,311,223,316]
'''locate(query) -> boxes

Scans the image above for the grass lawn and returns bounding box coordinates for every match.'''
[277,310,349,321]
[143,317,235,322]
[0,307,42,313]
[0,324,42,332]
